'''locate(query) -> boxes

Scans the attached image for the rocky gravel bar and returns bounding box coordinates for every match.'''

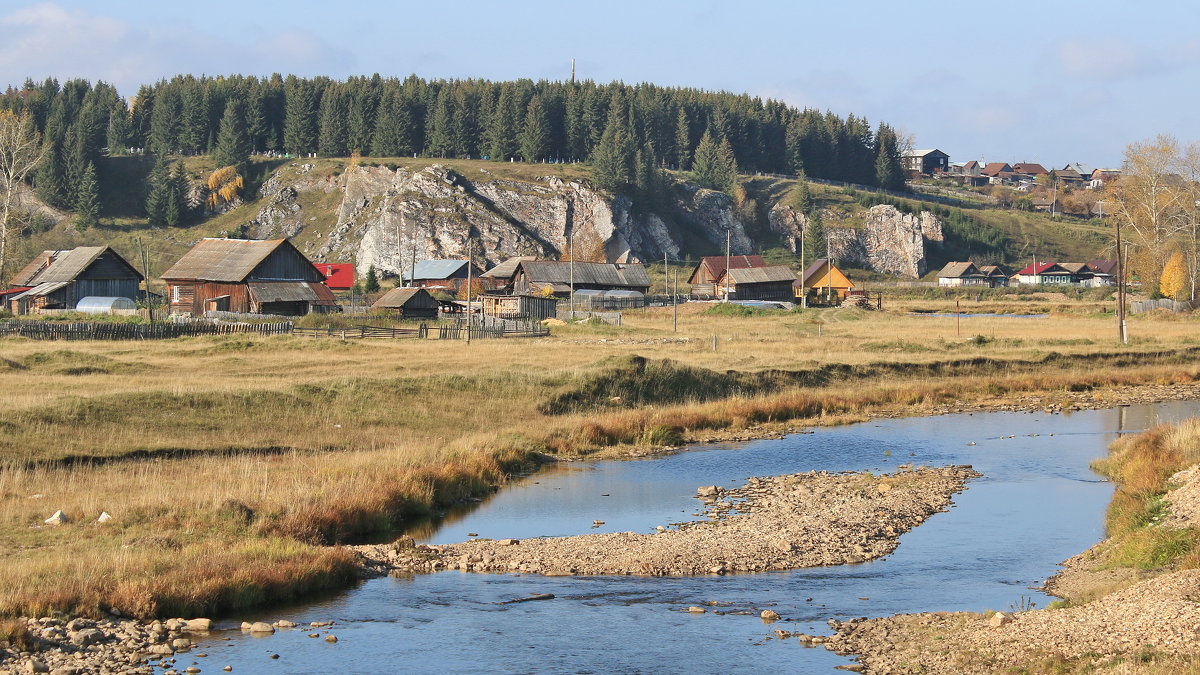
[353,465,981,577]
[0,617,216,675]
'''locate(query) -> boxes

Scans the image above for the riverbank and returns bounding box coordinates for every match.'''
[817,418,1200,673]
[353,465,981,577]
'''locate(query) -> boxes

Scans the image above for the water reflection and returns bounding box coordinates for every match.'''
[193,401,1200,675]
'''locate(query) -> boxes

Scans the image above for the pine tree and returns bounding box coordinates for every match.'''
[425,87,455,158]
[590,112,634,191]
[371,92,413,157]
[35,140,67,208]
[634,142,664,208]
[486,85,520,161]
[674,107,691,170]
[318,86,349,157]
[804,209,825,267]
[169,162,190,226]
[364,264,380,293]
[106,101,129,154]
[73,161,99,230]
[213,99,251,171]
[283,79,318,156]
[145,156,171,226]
[873,123,905,191]
[787,172,812,213]
[691,131,738,194]
[519,95,551,162]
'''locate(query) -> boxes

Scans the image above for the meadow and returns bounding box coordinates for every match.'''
[1,296,1199,620]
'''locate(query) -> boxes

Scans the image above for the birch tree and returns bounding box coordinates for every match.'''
[1109,135,1188,290]
[0,111,45,284]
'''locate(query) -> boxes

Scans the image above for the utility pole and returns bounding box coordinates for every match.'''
[465,236,472,344]
[723,229,731,302]
[570,59,576,84]
[800,220,807,308]
[1051,175,1058,218]
[569,234,575,319]
[1116,217,1127,344]
[673,267,678,332]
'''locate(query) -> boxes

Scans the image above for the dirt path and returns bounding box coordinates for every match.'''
[353,465,980,577]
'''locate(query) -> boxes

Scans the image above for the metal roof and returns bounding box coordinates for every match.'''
[517,261,651,288]
[9,250,57,286]
[480,256,537,279]
[404,260,471,281]
[938,262,981,278]
[372,287,439,309]
[162,239,290,282]
[10,281,70,300]
[724,265,797,284]
[246,281,337,305]
[27,246,138,285]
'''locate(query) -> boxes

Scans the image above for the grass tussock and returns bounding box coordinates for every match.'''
[1092,419,1200,570]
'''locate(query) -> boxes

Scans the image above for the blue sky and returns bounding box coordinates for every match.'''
[1,0,1197,168]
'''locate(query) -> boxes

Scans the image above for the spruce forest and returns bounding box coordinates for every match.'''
[1,74,907,217]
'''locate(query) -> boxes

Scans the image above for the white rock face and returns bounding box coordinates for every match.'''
[246,163,748,275]
[827,205,944,278]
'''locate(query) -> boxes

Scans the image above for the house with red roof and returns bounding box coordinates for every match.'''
[314,263,355,290]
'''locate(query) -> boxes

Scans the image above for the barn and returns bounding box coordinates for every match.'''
[370,287,440,319]
[162,238,337,316]
[511,261,651,297]
[7,246,143,315]
[688,255,767,298]
[480,293,559,320]
[714,265,797,301]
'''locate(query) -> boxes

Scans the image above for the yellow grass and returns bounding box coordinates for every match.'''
[2,305,1200,618]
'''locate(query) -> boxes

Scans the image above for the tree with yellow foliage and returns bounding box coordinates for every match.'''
[205,166,243,212]
[0,111,43,285]
[1160,251,1187,301]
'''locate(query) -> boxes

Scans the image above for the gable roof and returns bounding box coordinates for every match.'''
[517,261,651,288]
[372,287,439,309]
[162,238,295,283]
[692,255,767,281]
[25,246,142,285]
[9,250,57,286]
[1087,259,1118,275]
[963,160,980,170]
[1017,262,1065,276]
[981,162,1012,176]
[978,264,1010,278]
[800,259,853,287]
[480,256,537,279]
[403,259,474,281]
[722,265,796,284]
[937,261,981,278]
[906,148,947,158]
[1012,163,1048,175]
[1058,262,1089,274]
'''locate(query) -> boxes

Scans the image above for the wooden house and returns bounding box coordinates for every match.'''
[688,255,766,298]
[403,260,483,291]
[903,149,950,175]
[978,265,1011,288]
[937,262,986,287]
[796,259,854,304]
[715,265,796,301]
[512,261,650,297]
[7,246,143,315]
[370,287,440,319]
[161,238,336,316]
[479,256,537,293]
[480,293,558,320]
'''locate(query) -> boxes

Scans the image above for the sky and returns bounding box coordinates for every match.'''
[1,0,1197,168]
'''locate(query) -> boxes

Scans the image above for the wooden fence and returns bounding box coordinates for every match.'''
[292,324,429,339]
[0,320,293,340]
[438,318,549,339]
[1131,299,1197,314]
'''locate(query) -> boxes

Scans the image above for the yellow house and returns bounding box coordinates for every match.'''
[795,259,854,304]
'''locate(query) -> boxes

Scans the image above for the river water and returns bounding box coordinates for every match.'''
[182,401,1200,674]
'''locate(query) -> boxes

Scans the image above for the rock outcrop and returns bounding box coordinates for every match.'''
[827,205,944,278]
[243,162,938,278]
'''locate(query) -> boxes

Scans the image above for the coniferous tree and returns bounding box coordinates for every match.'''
[425,87,455,158]
[73,161,99,230]
[283,79,318,156]
[519,95,551,162]
[371,92,413,157]
[590,112,634,191]
[487,85,520,160]
[213,99,251,171]
[145,156,171,226]
[317,85,349,157]
[170,162,191,223]
[787,172,812,213]
[105,101,129,154]
[674,107,691,170]
[364,264,380,293]
[872,123,905,191]
[633,142,664,208]
[692,131,738,194]
[804,209,826,266]
[35,140,67,208]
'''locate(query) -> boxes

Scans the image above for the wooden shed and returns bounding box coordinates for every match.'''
[688,255,767,288]
[162,238,336,316]
[715,265,797,301]
[480,293,558,320]
[371,287,440,319]
[479,256,537,293]
[512,261,651,297]
[8,246,143,315]
[796,259,854,304]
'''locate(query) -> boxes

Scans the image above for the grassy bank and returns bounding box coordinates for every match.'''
[2,307,1200,620]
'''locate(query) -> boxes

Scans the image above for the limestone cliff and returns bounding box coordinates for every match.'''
[243,162,937,279]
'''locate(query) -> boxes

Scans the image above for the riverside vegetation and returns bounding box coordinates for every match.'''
[2,298,1200,629]
[820,417,1200,673]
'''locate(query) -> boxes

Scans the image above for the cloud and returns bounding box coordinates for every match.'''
[0,2,355,94]
[1056,36,1158,80]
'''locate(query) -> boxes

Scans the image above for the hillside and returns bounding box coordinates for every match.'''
[9,157,1113,283]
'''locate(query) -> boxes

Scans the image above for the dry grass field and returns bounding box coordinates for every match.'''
[1,299,1198,619]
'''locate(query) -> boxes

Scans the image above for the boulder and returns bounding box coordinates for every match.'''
[69,628,103,647]
[248,622,275,634]
[686,606,706,614]
[171,638,192,651]
[324,635,338,643]
[697,485,720,497]
[183,618,213,632]
[496,539,519,546]
[760,609,781,622]
[273,620,296,628]
[97,511,113,523]
[987,611,1013,627]
[25,658,49,673]
[43,510,69,526]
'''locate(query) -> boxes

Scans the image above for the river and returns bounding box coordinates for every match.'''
[181,401,1200,674]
